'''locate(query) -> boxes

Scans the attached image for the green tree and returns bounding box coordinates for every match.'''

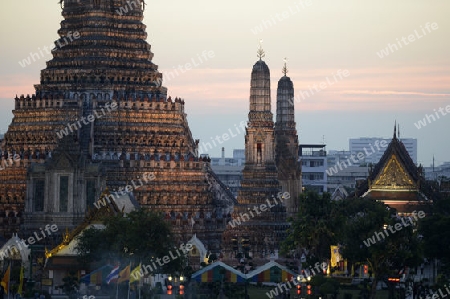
[333,198,422,299]
[318,277,340,299]
[58,271,79,299]
[76,209,187,276]
[419,195,450,282]
[282,191,337,263]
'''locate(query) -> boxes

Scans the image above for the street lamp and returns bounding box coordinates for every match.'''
[166,276,173,295]
[231,234,252,299]
[231,235,238,258]
[28,245,44,293]
[218,268,225,299]
[179,276,185,296]
[239,254,250,299]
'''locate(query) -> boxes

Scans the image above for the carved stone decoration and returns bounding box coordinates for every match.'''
[274,72,301,217]
[254,129,266,142]
[0,0,235,253]
[223,58,287,261]
[357,128,433,216]
[56,155,71,169]
[372,154,416,190]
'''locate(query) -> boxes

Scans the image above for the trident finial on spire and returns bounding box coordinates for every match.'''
[257,39,265,60]
[393,120,397,139]
[282,57,288,76]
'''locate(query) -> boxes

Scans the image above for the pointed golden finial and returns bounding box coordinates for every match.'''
[394,120,397,139]
[257,39,265,60]
[63,227,70,244]
[282,57,288,76]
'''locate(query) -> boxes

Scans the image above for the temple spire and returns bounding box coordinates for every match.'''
[394,121,397,139]
[275,65,301,218]
[257,39,265,60]
[225,53,286,260]
[282,58,288,76]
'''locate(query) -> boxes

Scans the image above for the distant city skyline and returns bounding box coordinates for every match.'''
[1,0,449,167]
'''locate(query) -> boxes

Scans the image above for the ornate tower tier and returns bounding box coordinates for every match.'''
[245,59,276,165]
[275,65,296,134]
[0,0,234,253]
[275,63,302,217]
[38,0,164,96]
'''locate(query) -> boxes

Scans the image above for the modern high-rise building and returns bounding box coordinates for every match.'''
[424,162,450,181]
[349,137,417,165]
[299,144,327,193]
[326,166,369,193]
[210,148,245,198]
[210,148,245,167]
[232,149,245,160]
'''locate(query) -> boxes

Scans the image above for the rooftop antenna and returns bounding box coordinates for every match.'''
[433,155,435,173]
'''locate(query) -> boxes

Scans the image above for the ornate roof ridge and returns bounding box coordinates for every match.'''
[45,189,123,258]
[369,134,419,183]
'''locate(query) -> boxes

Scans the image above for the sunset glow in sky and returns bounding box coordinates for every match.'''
[0,0,449,166]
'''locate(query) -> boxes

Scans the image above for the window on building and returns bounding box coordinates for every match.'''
[34,179,45,212]
[310,160,324,167]
[303,173,324,181]
[302,160,324,167]
[60,176,69,212]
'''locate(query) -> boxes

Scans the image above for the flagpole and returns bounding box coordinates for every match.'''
[138,275,141,299]
[17,263,22,298]
[138,261,141,299]
[127,262,131,299]
[7,260,11,299]
[116,278,119,299]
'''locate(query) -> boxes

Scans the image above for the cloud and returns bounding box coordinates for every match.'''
[338,90,450,97]
[1,65,449,114]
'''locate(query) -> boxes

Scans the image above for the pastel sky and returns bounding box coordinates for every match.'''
[0,0,449,166]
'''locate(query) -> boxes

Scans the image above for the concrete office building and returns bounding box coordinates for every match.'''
[349,137,417,165]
